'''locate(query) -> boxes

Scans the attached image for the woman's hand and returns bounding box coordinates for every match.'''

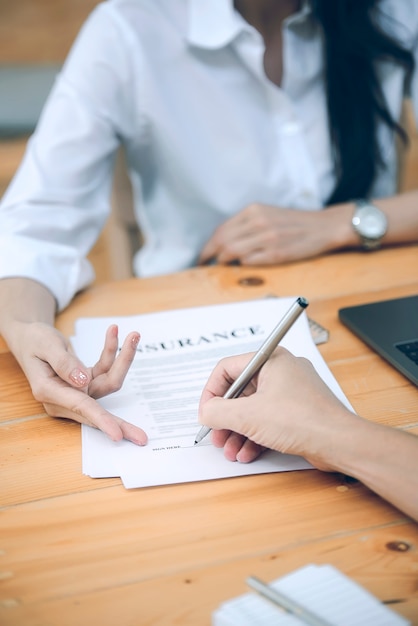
[198,347,356,467]
[199,202,353,266]
[13,321,147,444]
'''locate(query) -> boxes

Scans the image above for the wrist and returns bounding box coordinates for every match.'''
[0,278,56,352]
[302,408,370,473]
[351,199,388,250]
[321,203,359,250]
[323,199,390,251]
[321,416,384,478]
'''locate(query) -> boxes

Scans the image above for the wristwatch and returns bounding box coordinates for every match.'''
[352,199,388,250]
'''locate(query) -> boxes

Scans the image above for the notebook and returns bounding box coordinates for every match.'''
[212,564,410,626]
[338,295,418,386]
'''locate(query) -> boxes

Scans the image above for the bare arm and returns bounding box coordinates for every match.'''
[325,189,418,249]
[198,348,418,521]
[0,277,147,444]
[198,189,418,266]
[0,277,56,343]
[326,417,418,522]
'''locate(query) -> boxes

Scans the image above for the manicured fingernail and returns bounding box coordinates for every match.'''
[70,368,89,386]
[131,334,140,347]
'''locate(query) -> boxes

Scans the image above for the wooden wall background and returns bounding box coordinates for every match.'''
[0,0,100,190]
[0,0,100,63]
[0,0,118,283]
[1,0,417,284]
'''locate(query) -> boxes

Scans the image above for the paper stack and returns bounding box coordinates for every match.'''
[71,297,349,489]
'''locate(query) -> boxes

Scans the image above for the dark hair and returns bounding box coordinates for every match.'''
[311,0,415,204]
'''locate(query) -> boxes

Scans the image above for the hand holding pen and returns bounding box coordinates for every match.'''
[195,296,309,446]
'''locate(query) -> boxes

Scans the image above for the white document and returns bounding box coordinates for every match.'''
[71,297,352,489]
[212,564,410,626]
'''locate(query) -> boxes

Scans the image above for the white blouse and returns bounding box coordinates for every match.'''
[0,0,417,310]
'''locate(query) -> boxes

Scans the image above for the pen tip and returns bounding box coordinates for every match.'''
[194,440,198,445]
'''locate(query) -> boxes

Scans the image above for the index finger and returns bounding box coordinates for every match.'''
[198,213,245,264]
[199,352,257,408]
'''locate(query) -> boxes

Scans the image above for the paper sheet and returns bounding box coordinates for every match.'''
[212,564,410,626]
[71,297,352,488]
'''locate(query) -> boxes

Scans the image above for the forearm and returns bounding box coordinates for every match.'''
[325,417,418,521]
[325,189,418,251]
[375,190,418,244]
[0,277,56,353]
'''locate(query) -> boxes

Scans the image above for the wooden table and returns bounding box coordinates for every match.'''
[1,245,418,625]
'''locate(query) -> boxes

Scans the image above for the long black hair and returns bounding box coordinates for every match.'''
[311,0,415,204]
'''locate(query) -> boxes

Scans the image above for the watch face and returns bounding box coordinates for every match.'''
[353,205,387,239]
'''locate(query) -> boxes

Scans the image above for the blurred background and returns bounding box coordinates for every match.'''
[1,0,417,285]
[0,0,121,282]
[0,0,99,192]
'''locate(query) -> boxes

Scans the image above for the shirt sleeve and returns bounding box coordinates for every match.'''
[410,23,418,124]
[0,4,138,311]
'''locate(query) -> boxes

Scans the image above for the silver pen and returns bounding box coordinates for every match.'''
[194,296,309,445]
[247,575,334,626]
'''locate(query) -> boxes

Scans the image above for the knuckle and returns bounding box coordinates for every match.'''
[245,203,260,215]
[43,403,56,417]
[110,380,123,393]
[99,375,123,394]
[253,214,268,229]
[263,230,278,245]
[30,379,51,403]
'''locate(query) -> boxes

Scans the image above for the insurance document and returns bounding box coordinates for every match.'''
[71,297,351,489]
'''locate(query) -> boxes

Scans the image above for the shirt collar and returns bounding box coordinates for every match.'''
[284,0,314,31]
[186,0,245,49]
[186,0,313,50]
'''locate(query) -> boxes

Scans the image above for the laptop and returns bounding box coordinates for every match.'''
[339,294,418,386]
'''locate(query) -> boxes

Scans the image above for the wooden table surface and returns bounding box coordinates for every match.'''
[1,245,418,626]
